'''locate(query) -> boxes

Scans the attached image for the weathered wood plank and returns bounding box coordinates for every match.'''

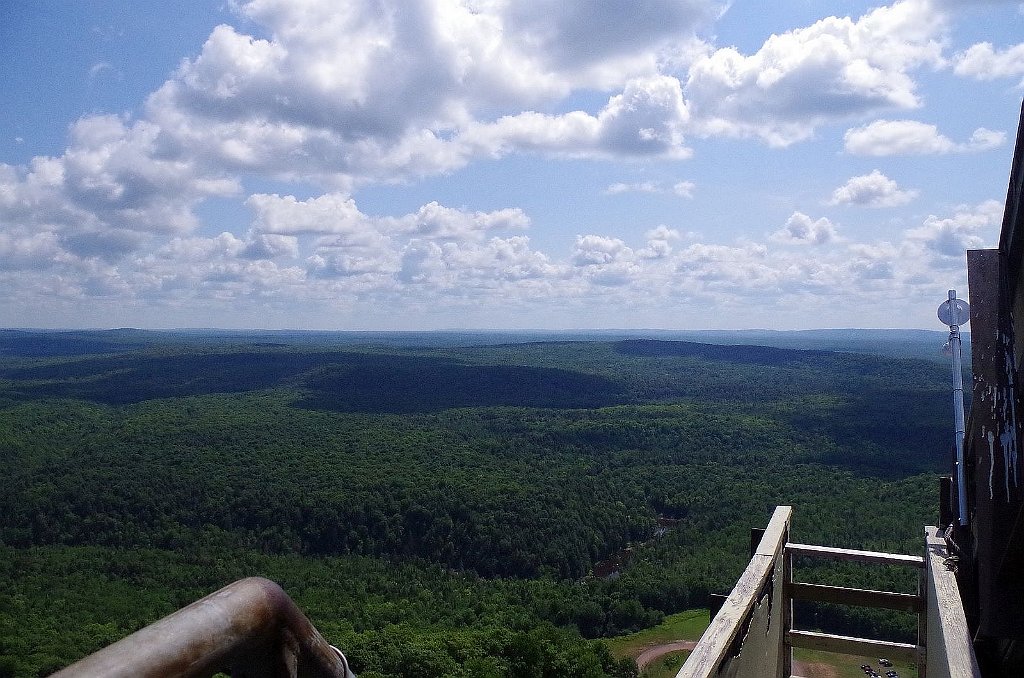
[755,506,791,557]
[678,554,775,677]
[924,526,982,678]
[917,555,928,678]
[783,547,793,678]
[788,582,923,613]
[677,506,791,678]
[786,630,919,664]
[786,542,924,568]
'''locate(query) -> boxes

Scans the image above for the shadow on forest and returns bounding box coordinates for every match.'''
[615,339,837,366]
[787,389,948,476]
[2,350,625,412]
[294,358,623,413]
[0,329,149,357]
[3,352,326,404]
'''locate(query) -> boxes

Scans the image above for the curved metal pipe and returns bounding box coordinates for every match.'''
[50,577,354,678]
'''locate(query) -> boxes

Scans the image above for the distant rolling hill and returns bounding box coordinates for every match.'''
[0,327,961,362]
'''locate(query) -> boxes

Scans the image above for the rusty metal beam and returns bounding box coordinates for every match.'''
[49,577,354,678]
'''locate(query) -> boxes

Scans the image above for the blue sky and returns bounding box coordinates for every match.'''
[2,0,1023,330]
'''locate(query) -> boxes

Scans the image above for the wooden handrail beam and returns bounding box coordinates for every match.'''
[787,543,924,568]
[788,582,923,613]
[787,630,919,664]
[924,526,982,677]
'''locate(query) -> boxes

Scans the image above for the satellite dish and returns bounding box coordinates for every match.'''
[938,298,970,327]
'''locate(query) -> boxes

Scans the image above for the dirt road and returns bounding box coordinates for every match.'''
[633,642,838,678]
[634,641,697,671]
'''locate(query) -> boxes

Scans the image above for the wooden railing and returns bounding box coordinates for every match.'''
[785,541,926,674]
[47,513,982,678]
[677,510,983,678]
[678,505,791,678]
[923,526,983,678]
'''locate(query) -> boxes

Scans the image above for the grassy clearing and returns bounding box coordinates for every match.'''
[793,648,918,678]
[604,609,709,659]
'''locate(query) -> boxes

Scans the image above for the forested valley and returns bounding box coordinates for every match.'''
[0,329,950,677]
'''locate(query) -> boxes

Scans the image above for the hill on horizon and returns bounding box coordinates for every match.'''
[0,326,962,363]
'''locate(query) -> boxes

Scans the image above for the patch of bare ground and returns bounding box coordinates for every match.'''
[635,641,697,671]
[635,645,842,677]
[793,660,840,678]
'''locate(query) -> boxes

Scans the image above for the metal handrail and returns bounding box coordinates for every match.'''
[50,577,355,678]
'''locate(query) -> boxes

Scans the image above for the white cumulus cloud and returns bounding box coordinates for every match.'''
[604,180,695,197]
[606,182,661,194]
[247,193,366,236]
[905,199,1003,258]
[140,0,713,185]
[828,170,918,207]
[386,201,531,241]
[953,41,1024,82]
[844,119,1006,155]
[672,181,696,198]
[771,212,839,245]
[460,75,692,160]
[684,0,947,146]
[2,0,1016,329]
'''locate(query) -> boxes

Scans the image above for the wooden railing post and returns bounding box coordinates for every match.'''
[783,524,793,678]
[679,506,792,678]
[918,545,928,678]
[924,526,983,677]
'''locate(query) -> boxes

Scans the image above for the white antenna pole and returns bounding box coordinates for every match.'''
[939,290,970,526]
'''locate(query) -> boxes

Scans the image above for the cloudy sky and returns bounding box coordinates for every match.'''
[2,0,1023,330]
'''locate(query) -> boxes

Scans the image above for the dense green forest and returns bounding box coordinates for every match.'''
[0,330,951,677]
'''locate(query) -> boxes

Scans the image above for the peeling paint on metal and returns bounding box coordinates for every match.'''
[1000,332,1020,501]
[987,428,996,500]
